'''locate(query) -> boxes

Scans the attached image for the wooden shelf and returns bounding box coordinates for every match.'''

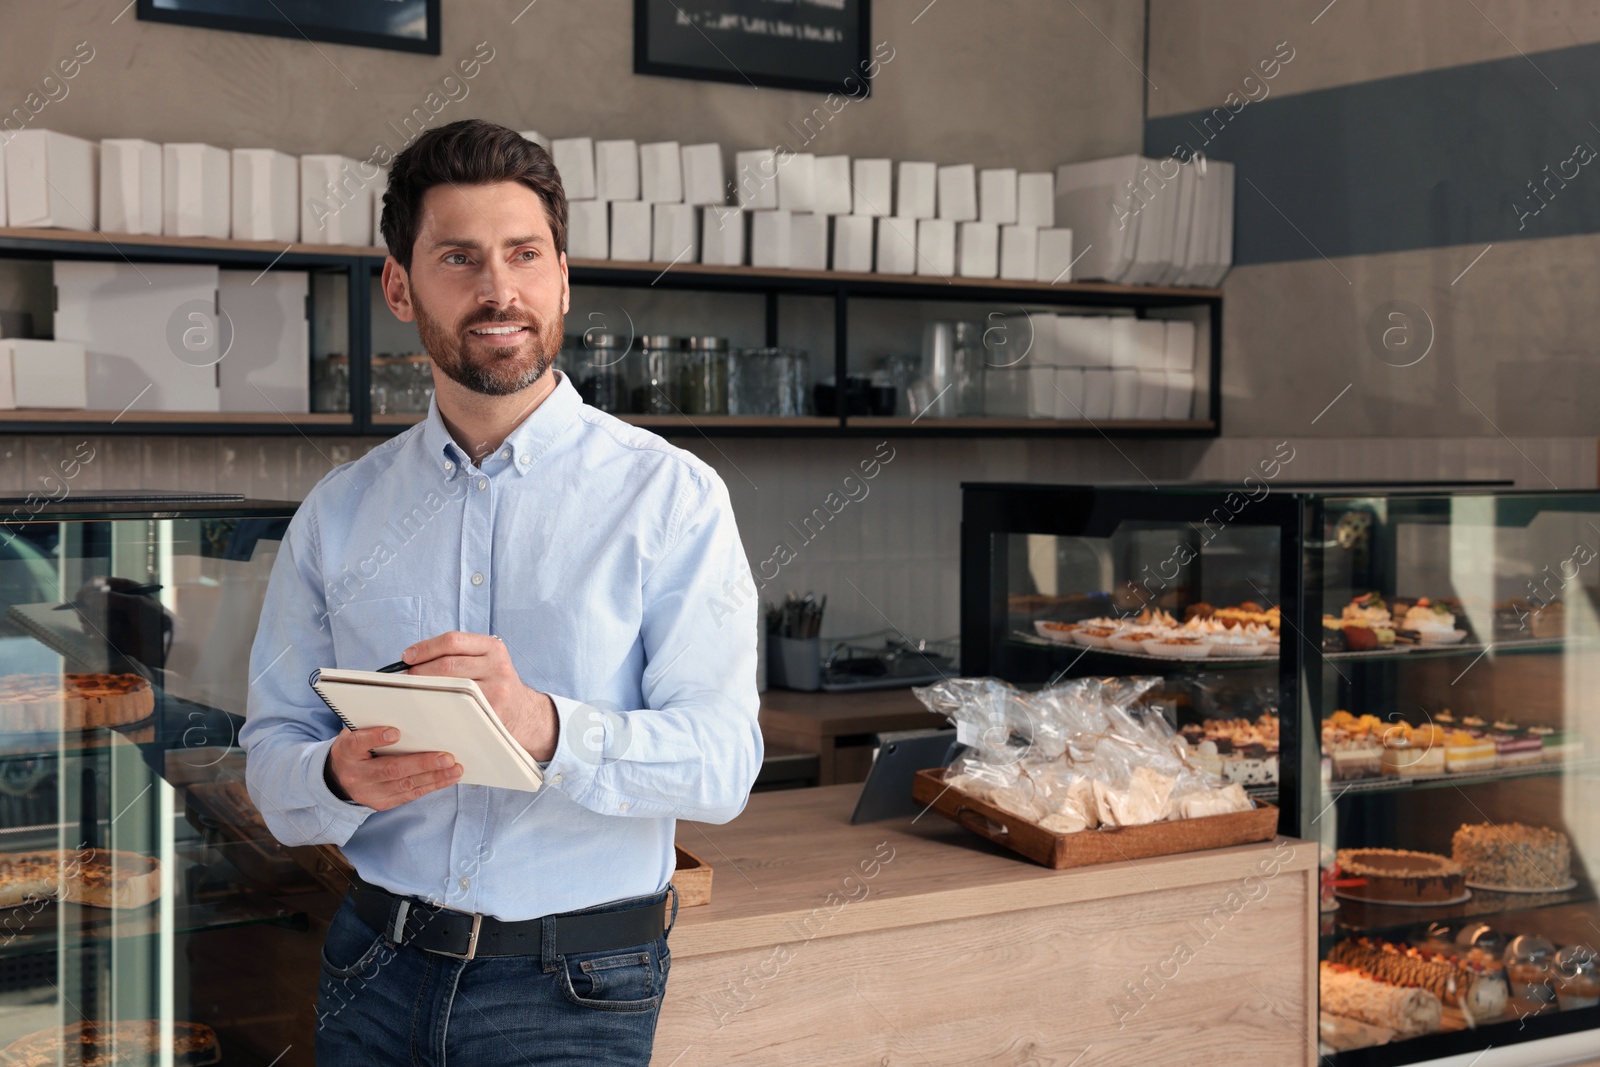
[851,416,1214,431]
[0,226,380,260]
[0,410,351,425]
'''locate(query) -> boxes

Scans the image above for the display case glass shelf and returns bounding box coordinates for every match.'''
[960,481,1600,1066]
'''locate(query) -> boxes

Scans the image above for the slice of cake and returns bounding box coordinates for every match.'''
[1444,730,1496,773]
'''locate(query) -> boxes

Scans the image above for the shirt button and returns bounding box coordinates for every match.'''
[519,456,531,467]
[471,572,484,586]
[501,449,511,460]
[619,802,630,811]
[551,773,563,784]
[459,877,470,890]
[477,478,488,491]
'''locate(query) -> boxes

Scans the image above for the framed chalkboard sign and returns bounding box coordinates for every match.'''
[137,0,441,55]
[635,0,872,96]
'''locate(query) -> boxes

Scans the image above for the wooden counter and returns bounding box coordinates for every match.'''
[759,688,945,785]
[658,784,1318,1066]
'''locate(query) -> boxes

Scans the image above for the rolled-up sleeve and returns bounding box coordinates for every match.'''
[240,506,375,846]
[542,471,762,824]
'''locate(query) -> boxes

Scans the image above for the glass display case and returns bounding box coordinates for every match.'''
[961,481,1600,1065]
[0,495,332,1067]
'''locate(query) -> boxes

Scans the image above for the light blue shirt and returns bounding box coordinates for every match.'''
[241,371,762,921]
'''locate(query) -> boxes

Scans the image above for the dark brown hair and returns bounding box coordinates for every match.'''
[380,119,568,270]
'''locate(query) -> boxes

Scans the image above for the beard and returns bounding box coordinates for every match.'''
[413,293,563,397]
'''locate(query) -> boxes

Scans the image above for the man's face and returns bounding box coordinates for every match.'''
[388,181,569,396]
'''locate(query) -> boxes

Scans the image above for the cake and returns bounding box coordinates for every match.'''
[0,1020,218,1067]
[1401,599,1459,641]
[1337,848,1464,903]
[1444,731,1496,773]
[0,848,162,910]
[1381,723,1446,776]
[1319,962,1441,1037]
[1452,823,1571,889]
[1329,937,1504,1012]
[1220,754,1278,786]
[0,672,155,732]
[1530,726,1584,763]
[1323,711,1386,780]
[1555,946,1600,1010]
[1490,728,1542,766]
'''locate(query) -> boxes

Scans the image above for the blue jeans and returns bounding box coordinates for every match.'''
[314,889,675,1066]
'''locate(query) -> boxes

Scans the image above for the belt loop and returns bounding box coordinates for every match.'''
[387,897,411,946]
[540,912,557,971]
[665,883,679,939]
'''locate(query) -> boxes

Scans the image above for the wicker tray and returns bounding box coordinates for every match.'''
[673,844,713,907]
[911,767,1280,869]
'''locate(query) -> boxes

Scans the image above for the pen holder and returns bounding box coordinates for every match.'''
[768,635,821,691]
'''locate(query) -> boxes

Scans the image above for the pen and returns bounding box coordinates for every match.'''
[376,660,409,674]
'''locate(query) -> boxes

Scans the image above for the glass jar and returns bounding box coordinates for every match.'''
[680,336,728,415]
[313,354,349,413]
[576,331,630,414]
[400,354,433,412]
[775,347,809,416]
[635,335,685,415]
[369,354,395,415]
[728,348,769,416]
[953,320,987,416]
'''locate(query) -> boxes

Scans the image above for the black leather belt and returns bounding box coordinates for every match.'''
[349,879,671,961]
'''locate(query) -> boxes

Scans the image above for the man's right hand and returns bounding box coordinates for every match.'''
[326,726,463,811]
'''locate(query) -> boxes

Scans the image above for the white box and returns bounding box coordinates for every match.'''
[1036,227,1075,283]
[652,202,699,263]
[681,143,725,205]
[218,269,309,413]
[1026,366,1055,418]
[979,168,1018,225]
[7,130,98,230]
[937,163,977,221]
[568,200,609,259]
[813,156,852,216]
[1109,318,1140,369]
[853,158,892,216]
[100,140,163,236]
[1110,368,1141,418]
[983,368,1029,417]
[1082,368,1114,419]
[957,221,998,278]
[916,218,955,276]
[1165,320,1196,371]
[231,149,298,243]
[609,200,652,260]
[1,339,86,408]
[300,155,369,246]
[735,150,779,209]
[519,130,551,151]
[640,141,682,203]
[750,209,792,268]
[876,216,918,274]
[0,346,14,408]
[552,138,596,200]
[701,206,746,266]
[163,143,230,239]
[595,139,640,201]
[896,161,936,218]
[1018,172,1055,227]
[832,214,874,272]
[790,213,828,271]
[1165,371,1196,419]
[999,225,1038,281]
[1058,316,1112,368]
[1053,368,1087,420]
[778,152,816,213]
[55,260,220,412]
[1136,370,1167,419]
[1134,320,1168,369]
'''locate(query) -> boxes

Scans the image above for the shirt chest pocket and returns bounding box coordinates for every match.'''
[328,596,423,670]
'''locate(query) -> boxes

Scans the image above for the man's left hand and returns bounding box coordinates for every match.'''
[401,632,559,762]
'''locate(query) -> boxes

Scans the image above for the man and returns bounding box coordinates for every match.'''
[241,119,762,1066]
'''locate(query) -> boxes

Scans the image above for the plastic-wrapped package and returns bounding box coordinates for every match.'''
[914,675,1255,830]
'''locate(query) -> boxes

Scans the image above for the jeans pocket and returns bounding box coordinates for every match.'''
[320,902,391,981]
[558,944,664,1013]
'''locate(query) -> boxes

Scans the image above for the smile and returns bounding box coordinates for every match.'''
[469,325,528,335]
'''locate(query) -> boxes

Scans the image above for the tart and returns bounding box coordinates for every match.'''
[0,1020,218,1067]
[0,672,155,732]
[0,849,161,910]
[1336,848,1464,903]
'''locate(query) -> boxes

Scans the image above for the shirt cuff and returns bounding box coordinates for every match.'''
[305,736,375,840]
[539,693,609,802]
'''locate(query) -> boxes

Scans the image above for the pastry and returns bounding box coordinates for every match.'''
[1381,723,1446,776]
[0,1020,219,1066]
[1529,726,1584,763]
[1505,935,1557,1001]
[0,672,155,732]
[1490,728,1542,766]
[0,849,161,910]
[1443,731,1496,773]
[1221,754,1278,786]
[1342,593,1393,628]
[1336,848,1464,904]
[1318,962,1441,1036]
[1555,945,1600,1010]
[1321,616,1348,653]
[1329,938,1499,1009]
[1452,822,1571,889]
[1401,599,1460,642]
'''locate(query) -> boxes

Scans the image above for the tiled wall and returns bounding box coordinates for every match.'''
[14,430,1593,644]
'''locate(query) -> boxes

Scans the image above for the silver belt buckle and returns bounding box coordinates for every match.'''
[436,911,484,961]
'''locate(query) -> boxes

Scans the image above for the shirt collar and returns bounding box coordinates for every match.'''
[420,370,582,477]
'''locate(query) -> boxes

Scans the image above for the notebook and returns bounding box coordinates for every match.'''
[309,667,544,793]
